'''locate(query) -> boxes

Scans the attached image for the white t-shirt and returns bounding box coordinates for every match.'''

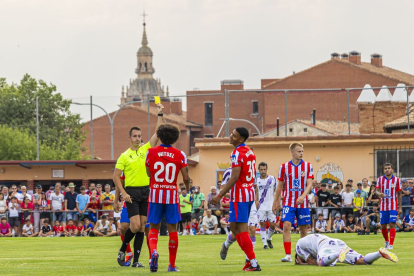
[202,215,218,230]
[22,193,32,201]
[333,219,345,228]
[111,224,116,231]
[256,175,277,211]
[49,193,64,210]
[0,199,6,212]
[15,193,24,203]
[96,220,109,231]
[23,224,34,235]
[342,192,354,206]
[8,202,19,217]
[308,194,316,208]
[315,220,327,230]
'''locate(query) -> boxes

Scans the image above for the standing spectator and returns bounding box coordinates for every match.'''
[0,217,12,237]
[96,183,103,196]
[352,190,365,223]
[311,180,318,195]
[89,188,100,201]
[347,179,355,191]
[87,183,96,195]
[93,215,110,236]
[206,186,220,210]
[355,182,368,202]
[403,208,414,232]
[20,197,34,224]
[20,186,32,202]
[326,181,334,194]
[64,182,78,222]
[307,190,317,232]
[200,209,218,235]
[344,214,358,233]
[22,219,38,237]
[367,183,380,206]
[83,218,94,236]
[365,203,380,234]
[2,186,9,201]
[401,179,412,218]
[76,186,90,222]
[332,213,345,233]
[361,178,370,193]
[314,214,328,233]
[87,196,101,224]
[64,219,78,237]
[179,188,193,236]
[329,186,342,227]
[39,192,51,226]
[0,193,7,218]
[39,219,53,237]
[8,197,19,236]
[53,220,64,237]
[45,185,55,200]
[409,179,414,206]
[341,183,354,221]
[316,184,330,222]
[100,184,115,217]
[336,182,344,195]
[191,186,205,219]
[32,185,43,233]
[188,179,196,194]
[50,186,65,226]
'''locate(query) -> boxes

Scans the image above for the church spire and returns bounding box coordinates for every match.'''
[141,11,148,46]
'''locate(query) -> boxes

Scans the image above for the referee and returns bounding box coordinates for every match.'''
[115,103,164,267]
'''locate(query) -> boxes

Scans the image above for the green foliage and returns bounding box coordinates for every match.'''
[0,74,85,160]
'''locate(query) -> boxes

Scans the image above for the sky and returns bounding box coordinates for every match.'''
[1,0,414,121]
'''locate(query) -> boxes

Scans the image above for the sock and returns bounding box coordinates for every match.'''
[389,228,396,245]
[260,228,267,245]
[120,235,132,254]
[283,242,291,255]
[363,252,381,264]
[250,235,256,250]
[225,234,236,248]
[148,228,159,255]
[120,228,136,252]
[267,228,275,240]
[236,232,256,261]
[133,232,145,263]
[381,229,389,242]
[146,235,151,260]
[169,232,179,267]
[224,227,229,234]
[319,252,339,266]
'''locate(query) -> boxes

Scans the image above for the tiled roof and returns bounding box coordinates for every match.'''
[384,107,414,129]
[263,58,414,89]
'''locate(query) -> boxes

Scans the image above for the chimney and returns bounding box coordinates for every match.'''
[341,53,349,61]
[170,99,182,115]
[331,52,340,60]
[349,51,361,65]
[371,53,383,68]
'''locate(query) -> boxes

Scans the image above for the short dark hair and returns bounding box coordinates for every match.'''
[1,217,6,221]
[68,219,74,222]
[101,215,107,219]
[157,124,180,145]
[318,214,323,217]
[129,127,142,137]
[372,202,379,207]
[44,219,49,224]
[235,127,249,142]
[410,208,414,212]
[80,186,86,191]
[334,186,339,189]
[321,183,327,187]
[347,214,354,218]
[384,162,393,169]
[258,162,268,169]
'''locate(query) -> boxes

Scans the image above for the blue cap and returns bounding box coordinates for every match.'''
[356,189,361,194]
[327,180,333,184]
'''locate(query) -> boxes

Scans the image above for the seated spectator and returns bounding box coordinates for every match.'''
[64,219,78,237]
[332,213,345,233]
[20,196,35,224]
[83,218,94,236]
[403,208,414,232]
[315,214,329,233]
[191,217,199,235]
[200,209,219,235]
[220,211,230,234]
[22,219,38,237]
[76,186,90,222]
[107,217,118,237]
[352,190,364,223]
[100,184,115,217]
[53,220,64,237]
[341,184,354,221]
[87,196,101,224]
[220,192,230,211]
[39,219,53,237]
[358,208,369,235]
[395,218,404,232]
[93,215,110,237]
[8,196,20,237]
[0,217,12,237]
[0,193,7,218]
[76,221,85,236]
[365,203,380,234]
[344,214,358,233]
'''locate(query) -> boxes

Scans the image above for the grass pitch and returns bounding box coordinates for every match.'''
[1,233,413,276]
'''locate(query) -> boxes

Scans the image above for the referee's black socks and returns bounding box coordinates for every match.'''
[133,232,145,263]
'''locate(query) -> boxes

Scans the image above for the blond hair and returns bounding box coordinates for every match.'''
[289,142,303,151]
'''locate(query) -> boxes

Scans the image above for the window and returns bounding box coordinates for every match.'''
[204,134,214,138]
[289,128,293,133]
[375,149,414,178]
[252,101,259,114]
[205,103,213,126]
[304,128,307,132]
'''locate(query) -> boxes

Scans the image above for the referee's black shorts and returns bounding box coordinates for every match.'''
[125,186,150,218]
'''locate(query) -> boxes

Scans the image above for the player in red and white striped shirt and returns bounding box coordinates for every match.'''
[211,127,261,272]
[272,142,314,262]
[376,162,402,250]
[145,123,190,272]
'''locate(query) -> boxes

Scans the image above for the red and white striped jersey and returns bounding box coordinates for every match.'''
[146,145,188,204]
[278,160,314,208]
[376,175,402,211]
[230,144,256,203]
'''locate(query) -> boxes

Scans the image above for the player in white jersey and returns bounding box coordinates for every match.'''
[220,167,259,261]
[295,234,398,266]
[255,162,277,249]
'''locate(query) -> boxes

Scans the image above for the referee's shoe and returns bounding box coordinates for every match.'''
[117,251,126,266]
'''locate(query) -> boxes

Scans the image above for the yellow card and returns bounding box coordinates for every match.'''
[154,96,160,104]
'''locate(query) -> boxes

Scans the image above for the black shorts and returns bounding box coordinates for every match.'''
[9,217,19,227]
[40,212,50,219]
[181,212,192,223]
[125,186,150,218]
[342,207,353,218]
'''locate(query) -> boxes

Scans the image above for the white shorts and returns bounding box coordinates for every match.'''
[200,228,220,235]
[257,209,276,223]
[248,208,259,227]
[317,208,329,220]
[317,239,363,266]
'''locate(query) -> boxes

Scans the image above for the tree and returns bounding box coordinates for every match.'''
[0,75,85,160]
